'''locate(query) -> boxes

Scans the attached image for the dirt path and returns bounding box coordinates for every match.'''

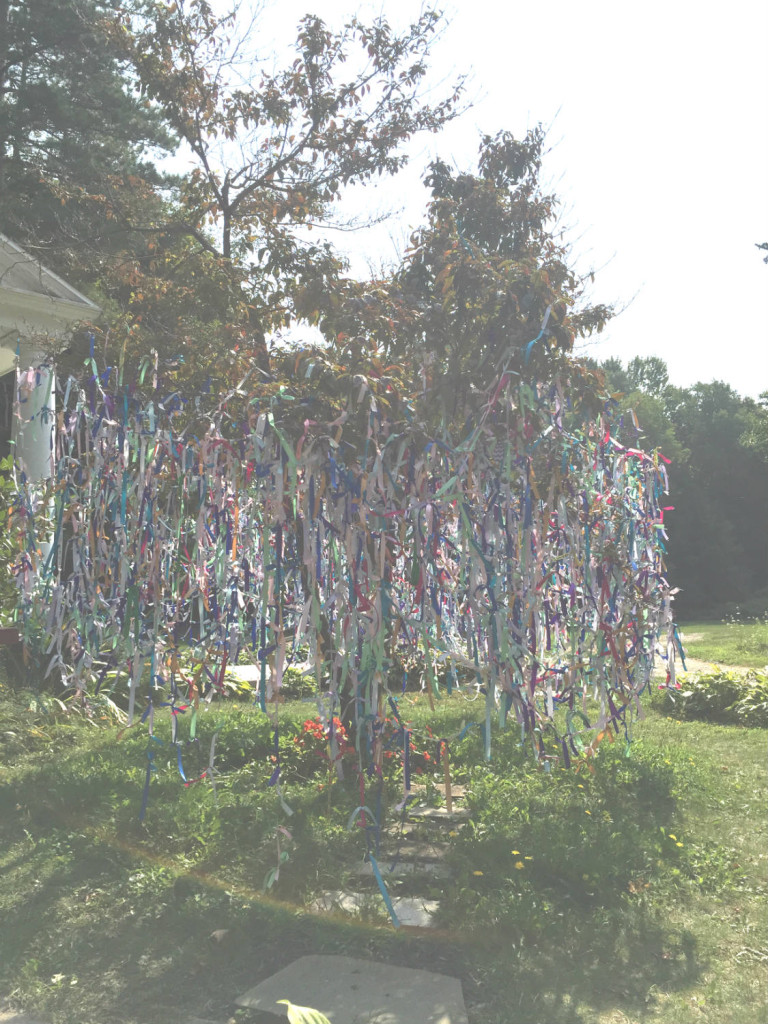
[677,656,755,676]
[652,654,756,678]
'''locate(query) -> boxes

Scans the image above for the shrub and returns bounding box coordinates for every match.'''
[658,670,768,727]
[0,455,18,626]
[282,715,354,781]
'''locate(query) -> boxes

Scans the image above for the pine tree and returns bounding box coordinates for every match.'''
[0,0,174,282]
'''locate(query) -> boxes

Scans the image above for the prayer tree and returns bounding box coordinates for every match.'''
[11,132,677,842]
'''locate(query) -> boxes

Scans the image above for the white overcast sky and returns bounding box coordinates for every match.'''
[242,0,768,397]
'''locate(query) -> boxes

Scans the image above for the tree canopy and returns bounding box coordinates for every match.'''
[0,0,174,278]
[2,0,470,393]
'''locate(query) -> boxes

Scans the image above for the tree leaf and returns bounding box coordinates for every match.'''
[276,999,333,1024]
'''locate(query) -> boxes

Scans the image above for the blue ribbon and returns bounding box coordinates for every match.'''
[368,855,400,928]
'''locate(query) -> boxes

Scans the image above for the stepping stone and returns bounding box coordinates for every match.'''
[309,891,441,928]
[388,841,449,861]
[353,859,452,880]
[408,784,469,799]
[236,954,468,1023]
[227,664,265,683]
[390,896,441,927]
[309,890,381,916]
[407,807,470,823]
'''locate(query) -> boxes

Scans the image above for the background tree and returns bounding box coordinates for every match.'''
[0,0,174,282]
[95,1,464,378]
[596,357,768,619]
[1,0,465,393]
[314,128,613,438]
[740,391,768,460]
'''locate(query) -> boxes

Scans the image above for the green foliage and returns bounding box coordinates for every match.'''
[0,0,174,284]
[595,358,768,618]
[0,455,18,625]
[121,5,463,261]
[740,391,768,461]
[656,670,768,727]
[0,0,469,402]
[0,686,766,1024]
[88,1,464,389]
[322,128,612,435]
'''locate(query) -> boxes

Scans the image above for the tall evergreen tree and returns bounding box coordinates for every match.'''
[0,0,173,281]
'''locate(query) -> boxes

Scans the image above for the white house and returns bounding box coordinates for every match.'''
[0,233,100,478]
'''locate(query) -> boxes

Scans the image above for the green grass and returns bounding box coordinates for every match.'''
[0,673,766,1024]
[679,618,768,669]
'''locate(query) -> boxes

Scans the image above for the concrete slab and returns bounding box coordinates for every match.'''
[235,954,468,1023]
[229,661,315,680]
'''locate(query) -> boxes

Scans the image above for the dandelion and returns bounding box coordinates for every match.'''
[669,834,677,841]
[676,842,684,847]
[524,856,533,860]
[514,861,524,870]
[473,870,484,876]
[585,809,591,815]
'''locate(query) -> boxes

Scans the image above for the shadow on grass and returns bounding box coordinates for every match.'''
[0,851,702,1024]
[0,711,706,1024]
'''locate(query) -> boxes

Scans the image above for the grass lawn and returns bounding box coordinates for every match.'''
[679,619,768,670]
[0,671,765,1024]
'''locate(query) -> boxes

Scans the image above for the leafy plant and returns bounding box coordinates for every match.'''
[277,1000,332,1024]
[1,686,766,1024]
[0,455,19,626]
[659,670,768,727]
[282,716,353,782]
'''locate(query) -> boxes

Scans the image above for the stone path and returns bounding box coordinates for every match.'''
[310,784,469,929]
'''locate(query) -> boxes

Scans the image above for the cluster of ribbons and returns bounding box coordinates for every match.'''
[12,356,677,789]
